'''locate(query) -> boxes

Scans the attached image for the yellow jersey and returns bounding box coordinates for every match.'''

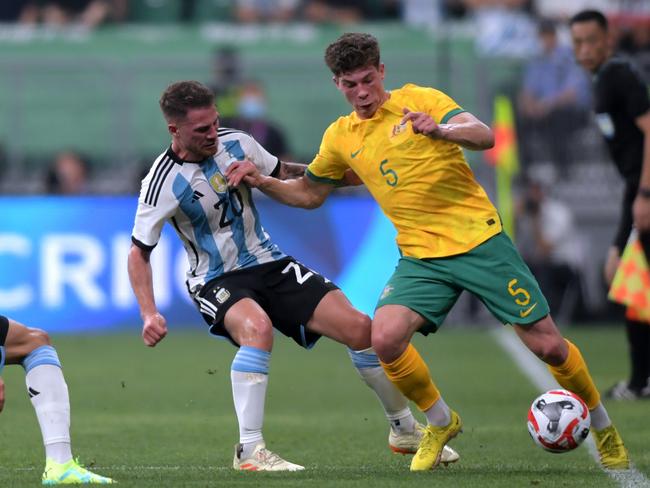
[306,83,501,258]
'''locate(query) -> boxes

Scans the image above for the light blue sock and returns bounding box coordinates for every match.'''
[231,346,271,458]
[23,345,71,463]
[21,345,61,373]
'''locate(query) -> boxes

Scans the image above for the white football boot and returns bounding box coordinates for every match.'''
[233,442,305,472]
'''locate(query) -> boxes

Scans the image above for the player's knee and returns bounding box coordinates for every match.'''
[242,317,274,343]
[26,328,51,351]
[371,324,403,361]
[532,336,567,365]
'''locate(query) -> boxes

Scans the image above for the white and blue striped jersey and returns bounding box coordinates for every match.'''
[131,128,286,294]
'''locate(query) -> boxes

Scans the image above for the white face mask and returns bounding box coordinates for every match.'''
[238,95,266,119]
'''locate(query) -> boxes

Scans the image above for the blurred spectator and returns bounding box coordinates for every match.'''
[401,0,442,27]
[303,0,364,24]
[443,0,466,19]
[234,0,299,23]
[179,0,199,22]
[517,19,591,170]
[45,151,90,194]
[464,0,537,57]
[516,178,586,322]
[618,19,650,81]
[207,46,243,121]
[0,1,28,22]
[535,0,610,21]
[365,0,399,20]
[19,0,126,28]
[222,80,292,161]
[462,0,533,12]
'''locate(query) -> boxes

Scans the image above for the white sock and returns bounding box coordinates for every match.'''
[589,403,611,431]
[354,364,417,434]
[26,364,72,464]
[231,370,268,458]
[424,396,451,427]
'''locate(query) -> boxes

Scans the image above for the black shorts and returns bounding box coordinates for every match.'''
[0,315,8,346]
[194,257,338,348]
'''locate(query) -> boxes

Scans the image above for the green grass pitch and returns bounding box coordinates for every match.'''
[0,326,648,487]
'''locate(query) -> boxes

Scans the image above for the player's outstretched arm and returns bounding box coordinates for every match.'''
[277,161,362,187]
[401,108,494,151]
[127,244,168,347]
[226,161,334,209]
[277,161,307,180]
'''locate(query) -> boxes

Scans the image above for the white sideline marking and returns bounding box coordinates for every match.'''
[492,327,650,488]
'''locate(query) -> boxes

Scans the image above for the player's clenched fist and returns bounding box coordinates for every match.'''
[142,312,167,347]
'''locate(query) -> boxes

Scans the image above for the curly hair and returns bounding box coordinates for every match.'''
[324,33,381,76]
[159,80,215,121]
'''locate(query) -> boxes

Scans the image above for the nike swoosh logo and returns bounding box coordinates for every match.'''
[351,147,364,158]
[519,302,538,318]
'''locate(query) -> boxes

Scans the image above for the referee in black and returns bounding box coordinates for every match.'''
[570,10,650,400]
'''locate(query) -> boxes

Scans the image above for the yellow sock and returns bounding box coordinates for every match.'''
[380,343,440,412]
[548,339,600,409]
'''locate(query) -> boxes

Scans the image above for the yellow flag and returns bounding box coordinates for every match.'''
[485,95,520,240]
[609,230,650,321]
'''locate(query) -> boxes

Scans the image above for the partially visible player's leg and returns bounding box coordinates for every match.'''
[605,316,650,399]
[514,317,602,413]
[305,289,370,350]
[307,291,437,457]
[516,316,629,469]
[347,348,416,437]
[368,257,464,471]
[372,305,462,471]
[222,298,303,472]
[2,316,114,484]
[4,318,72,464]
[372,305,446,422]
[307,294,415,426]
[346,346,459,463]
[459,232,629,470]
[622,317,650,395]
[477,232,629,468]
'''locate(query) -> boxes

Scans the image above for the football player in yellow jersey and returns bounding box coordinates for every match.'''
[225,32,629,471]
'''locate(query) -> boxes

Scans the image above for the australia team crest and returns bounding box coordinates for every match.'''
[390,123,407,138]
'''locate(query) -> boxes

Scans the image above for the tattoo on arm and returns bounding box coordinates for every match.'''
[279,161,307,180]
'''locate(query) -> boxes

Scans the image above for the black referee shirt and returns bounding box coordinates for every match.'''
[593,55,649,181]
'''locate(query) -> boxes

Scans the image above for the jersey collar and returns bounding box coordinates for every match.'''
[165,146,184,164]
[165,146,211,165]
[379,91,404,117]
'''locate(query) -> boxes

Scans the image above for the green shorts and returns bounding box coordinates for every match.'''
[376,232,549,334]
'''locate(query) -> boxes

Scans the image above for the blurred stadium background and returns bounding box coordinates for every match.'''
[1,1,650,485]
[1,0,649,329]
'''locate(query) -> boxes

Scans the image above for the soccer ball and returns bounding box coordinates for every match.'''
[527,389,591,453]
